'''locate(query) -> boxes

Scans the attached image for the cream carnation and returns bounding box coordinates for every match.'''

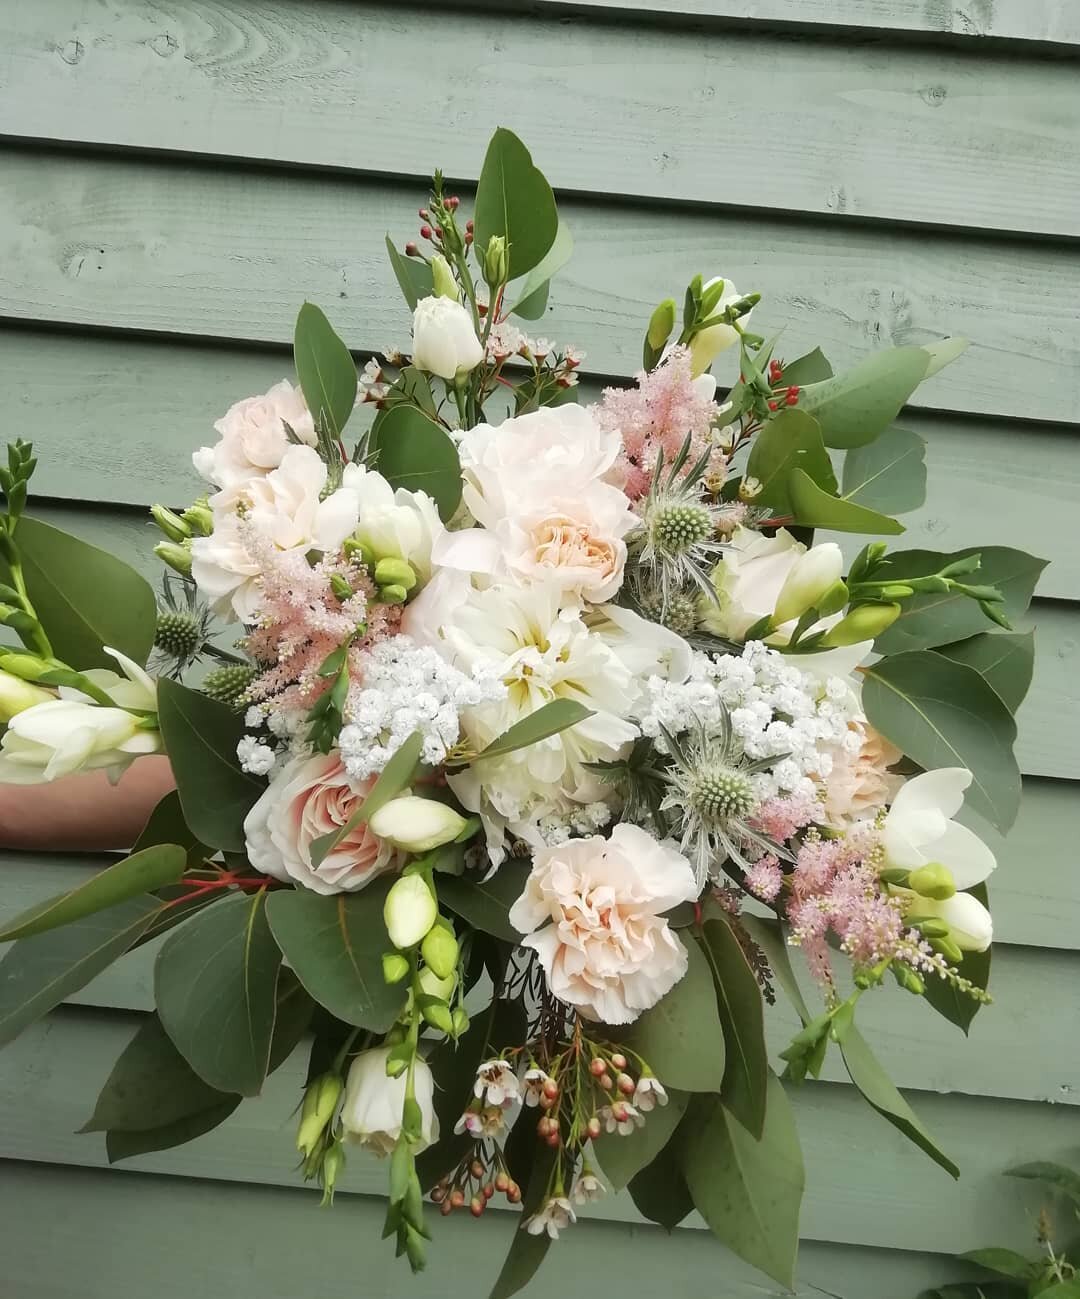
[244,751,399,894]
[193,380,317,490]
[508,823,699,1024]
[819,721,903,825]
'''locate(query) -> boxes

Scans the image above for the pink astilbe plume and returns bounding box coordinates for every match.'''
[751,792,820,844]
[744,854,783,902]
[596,345,722,501]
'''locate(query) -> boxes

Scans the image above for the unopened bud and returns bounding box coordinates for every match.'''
[646,298,677,351]
[452,1006,470,1037]
[370,796,469,855]
[895,966,925,996]
[150,503,191,543]
[0,652,51,683]
[181,498,214,537]
[421,921,459,980]
[910,917,950,938]
[877,584,915,600]
[773,544,845,626]
[418,965,456,1003]
[586,1115,602,1140]
[382,952,410,984]
[296,1073,343,1157]
[420,998,455,1036]
[482,235,509,289]
[878,867,910,886]
[817,602,901,647]
[0,669,53,722]
[382,872,438,949]
[378,583,408,605]
[931,935,965,964]
[330,574,353,601]
[589,1058,606,1078]
[430,254,458,301]
[320,1140,346,1206]
[907,862,956,901]
[373,557,418,592]
[343,536,375,568]
[154,540,193,577]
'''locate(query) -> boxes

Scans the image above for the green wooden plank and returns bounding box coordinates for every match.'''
[2,151,1080,425]
[4,3,1080,235]
[0,1161,985,1299]
[0,1005,1073,1256]
[7,328,1080,602]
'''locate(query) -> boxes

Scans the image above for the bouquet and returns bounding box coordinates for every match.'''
[0,129,1043,1293]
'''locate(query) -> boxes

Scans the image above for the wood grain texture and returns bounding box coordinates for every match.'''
[8,328,1080,600]
[5,2,1080,235]
[0,1161,987,1299]
[3,150,1080,425]
[2,1005,1075,1256]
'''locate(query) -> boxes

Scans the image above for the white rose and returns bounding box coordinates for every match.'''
[340,1048,440,1156]
[340,463,443,585]
[244,751,399,894]
[508,823,699,1024]
[193,380,317,490]
[688,276,750,378]
[411,296,484,380]
[191,445,360,622]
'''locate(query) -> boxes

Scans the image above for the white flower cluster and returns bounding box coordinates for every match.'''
[338,637,506,779]
[536,801,613,846]
[638,642,863,801]
[237,734,277,776]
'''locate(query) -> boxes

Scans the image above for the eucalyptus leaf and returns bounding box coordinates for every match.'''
[788,466,905,535]
[958,1248,1037,1280]
[134,789,207,865]
[795,345,939,449]
[293,302,356,438]
[472,699,595,764]
[700,916,769,1136]
[841,425,927,515]
[627,1136,694,1230]
[156,679,263,853]
[385,234,434,310]
[474,127,558,281]
[510,220,573,320]
[934,631,1035,715]
[922,336,970,378]
[310,731,423,867]
[779,347,832,386]
[1007,1161,1080,1208]
[438,862,530,944]
[106,1098,241,1163]
[594,1088,689,1190]
[0,516,155,670]
[861,650,1020,830]
[369,404,462,522]
[155,891,282,1096]
[743,410,836,519]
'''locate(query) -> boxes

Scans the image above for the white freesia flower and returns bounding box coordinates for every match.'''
[340,1048,439,1156]
[192,379,317,490]
[508,823,699,1024]
[0,671,53,722]
[0,648,160,784]
[772,542,844,625]
[191,445,361,622]
[700,526,806,640]
[340,463,443,585]
[688,276,750,377]
[411,295,484,380]
[367,795,468,854]
[383,873,438,949]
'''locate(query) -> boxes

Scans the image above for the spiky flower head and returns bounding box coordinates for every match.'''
[154,610,203,663]
[633,579,700,637]
[203,663,258,711]
[151,574,214,678]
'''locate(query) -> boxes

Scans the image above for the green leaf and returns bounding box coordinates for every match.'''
[474,127,559,281]
[795,345,935,449]
[0,843,185,942]
[618,938,727,1092]
[922,882,991,1034]
[106,1098,241,1164]
[934,631,1035,715]
[744,410,836,519]
[678,1077,805,1288]
[0,516,155,670]
[489,1143,558,1299]
[700,916,769,1136]
[627,1136,694,1230]
[438,861,529,943]
[133,789,207,865]
[1007,1161,1080,1209]
[779,347,833,387]
[369,403,462,523]
[309,730,423,867]
[740,915,811,1024]
[874,547,1047,654]
[156,679,263,853]
[788,466,904,535]
[265,879,406,1032]
[155,890,282,1096]
[594,1088,689,1190]
[510,220,573,320]
[922,336,969,378]
[861,650,1020,830]
[0,896,160,1047]
[958,1249,1037,1281]
[837,1023,959,1178]
[268,968,317,1071]
[472,699,595,764]
[385,234,434,310]
[293,302,356,438]
[841,425,927,515]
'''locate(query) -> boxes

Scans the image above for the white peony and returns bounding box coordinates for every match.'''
[508,823,699,1024]
[340,463,443,585]
[340,1048,439,1156]
[411,295,484,380]
[190,445,360,622]
[193,380,317,490]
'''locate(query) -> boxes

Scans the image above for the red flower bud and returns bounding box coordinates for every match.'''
[419,224,432,240]
[470,1159,484,1180]
[466,219,475,232]
[419,208,429,219]
[450,1188,465,1209]
[447,195,460,210]
[440,1198,453,1216]
[599,1073,614,1091]
[542,1078,559,1100]
[495,1172,510,1193]
[545,1129,561,1148]
[611,1053,627,1070]
[586,1115,602,1140]
[405,241,418,257]
[506,1183,522,1204]
[470,1196,484,1217]
[589,1058,606,1078]
[434,226,444,239]
[768,400,779,412]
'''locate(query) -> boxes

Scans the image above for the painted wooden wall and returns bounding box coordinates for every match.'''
[1,2,1078,1295]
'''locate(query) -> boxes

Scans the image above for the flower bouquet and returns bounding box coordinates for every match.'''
[0,129,1044,1293]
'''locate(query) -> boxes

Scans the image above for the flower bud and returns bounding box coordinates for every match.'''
[382,873,438,949]
[373,557,418,592]
[411,295,484,381]
[646,298,677,351]
[329,574,353,602]
[154,539,193,577]
[452,1006,470,1037]
[181,498,214,537]
[343,536,375,568]
[430,254,459,301]
[0,652,51,682]
[482,235,509,289]
[369,796,470,854]
[930,934,965,964]
[0,670,53,722]
[814,579,850,619]
[421,921,459,980]
[382,952,411,985]
[418,965,456,1003]
[296,1073,343,1157]
[818,602,901,647]
[319,1139,346,1207]
[907,862,957,901]
[772,543,844,626]
[420,998,455,1036]
[378,583,408,606]
[687,276,751,377]
[150,503,191,543]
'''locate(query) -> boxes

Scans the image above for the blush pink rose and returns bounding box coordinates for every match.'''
[193,379,318,490]
[244,751,399,894]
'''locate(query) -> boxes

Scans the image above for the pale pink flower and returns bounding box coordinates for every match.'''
[474,1060,521,1109]
[524,1196,576,1239]
[818,722,904,826]
[600,1102,644,1136]
[571,1172,604,1204]
[744,855,784,903]
[751,792,820,844]
[193,380,316,491]
[633,1077,668,1112]
[521,1067,553,1108]
[453,1105,507,1138]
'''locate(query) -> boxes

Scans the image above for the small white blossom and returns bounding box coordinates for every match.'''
[521,1067,553,1108]
[571,1172,604,1204]
[474,1059,521,1109]
[237,734,276,776]
[600,1102,645,1136]
[633,1077,668,1112]
[453,1105,507,1139]
[524,1196,576,1239]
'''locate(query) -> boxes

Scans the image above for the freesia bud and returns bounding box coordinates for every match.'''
[482,235,509,289]
[296,1073,343,1157]
[378,584,408,606]
[420,999,455,1036]
[382,873,438,949]
[451,1006,470,1036]
[772,543,844,626]
[421,922,459,980]
[369,796,470,854]
[430,254,459,301]
[320,1140,346,1207]
[687,276,752,377]
[373,558,418,592]
[818,602,901,647]
[382,952,411,985]
[815,580,850,619]
[418,964,456,1003]
[907,862,957,901]
[646,298,677,351]
[154,540,193,577]
[411,295,484,381]
[0,670,53,722]
[150,503,191,543]
[181,498,214,537]
[0,652,51,682]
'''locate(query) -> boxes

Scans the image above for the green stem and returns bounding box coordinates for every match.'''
[203,643,248,666]
[450,381,470,430]
[7,555,53,658]
[332,1027,364,1074]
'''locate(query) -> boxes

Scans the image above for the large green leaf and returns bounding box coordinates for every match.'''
[778,347,832,387]
[509,220,573,320]
[795,344,948,449]
[788,466,904,535]
[922,883,991,1035]
[958,1248,1037,1280]
[618,938,726,1092]
[134,789,207,865]
[106,1098,241,1163]
[438,861,530,944]
[1,515,155,670]
[700,916,769,1136]
[0,843,185,942]
[385,235,434,310]
[874,547,1047,654]
[861,650,1020,830]
[934,631,1035,715]
[155,890,283,1096]
[594,1087,689,1190]
[739,915,811,1024]
[841,425,927,515]
[744,410,836,519]
[156,679,262,853]
[488,1143,558,1299]
[678,1077,804,1288]
[0,896,160,1046]
[628,1136,694,1230]
[369,404,462,522]
[310,730,423,867]
[293,302,356,438]
[1007,1161,1080,1208]
[474,127,558,281]
[837,1023,959,1178]
[265,879,406,1032]
[472,699,594,764]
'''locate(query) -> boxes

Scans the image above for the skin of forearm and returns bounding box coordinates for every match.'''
[0,756,177,852]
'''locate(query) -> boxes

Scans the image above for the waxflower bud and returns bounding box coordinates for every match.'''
[818,602,901,647]
[430,253,459,301]
[330,574,353,601]
[382,873,438,949]
[421,922,460,981]
[646,298,677,351]
[154,539,193,577]
[907,862,957,901]
[482,235,509,288]
[181,498,214,537]
[296,1073,343,1158]
[373,557,418,592]
[369,796,470,854]
[772,543,844,626]
[150,503,191,543]
[0,670,53,722]
[382,952,411,985]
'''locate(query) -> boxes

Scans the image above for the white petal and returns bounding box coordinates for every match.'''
[431,527,502,576]
[922,891,993,952]
[103,647,157,707]
[923,818,997,889]
[890,768,971,822]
